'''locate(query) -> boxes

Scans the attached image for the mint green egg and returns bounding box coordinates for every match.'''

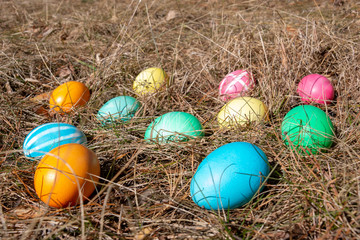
[281,105,334,154]
[144,112,204,143]
[97,96,141,125]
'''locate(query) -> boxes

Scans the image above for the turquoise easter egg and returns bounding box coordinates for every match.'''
[97,96,141,125]
[190,142,270,210]
[281,105,334,154]
[144,112,204,143]
[23,123,87,159]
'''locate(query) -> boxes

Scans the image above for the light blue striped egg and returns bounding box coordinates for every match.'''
[97,96,141,125]
[23,123,87,159]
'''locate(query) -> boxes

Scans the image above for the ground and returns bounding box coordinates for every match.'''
[0,0,360,239]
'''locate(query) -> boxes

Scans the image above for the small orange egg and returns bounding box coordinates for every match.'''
[34,143,100,208]
[49,81,90,113]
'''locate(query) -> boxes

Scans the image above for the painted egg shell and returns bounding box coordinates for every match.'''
[49,81,90,113]
[97,96,141,125]
[144,112,204,143]
[219,70,255,101]
[217,97,269,129]
[281,105,334,155]
[34,143,100,208]
[190,142,270,210]
[133,67,169,95]
[23,123,87,159]
[297,74,334,104]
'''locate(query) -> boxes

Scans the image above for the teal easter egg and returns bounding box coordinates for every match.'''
[23,123,87,159]
[144,112,204,143]
[190,142,270,210]
[97,96,141,125]
[281,105,334,154]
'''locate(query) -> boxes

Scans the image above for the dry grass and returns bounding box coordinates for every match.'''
[1,0,360,239]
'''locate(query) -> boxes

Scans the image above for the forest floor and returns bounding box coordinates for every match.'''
[1,0,360,239]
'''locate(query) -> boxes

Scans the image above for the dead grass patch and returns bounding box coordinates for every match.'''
[1,0,359,239]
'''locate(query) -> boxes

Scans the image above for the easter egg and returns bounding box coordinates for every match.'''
[97,96,141,125]
[281,105,334,154]
[217,97,269,129]
[297,74,335,104]
[23,123,87,159]
[49,81,90,113]
[133,67,169,95]
[34,143,100,208]
[144,112,204,143]
[190,142,270,210]
[219,70,255,101]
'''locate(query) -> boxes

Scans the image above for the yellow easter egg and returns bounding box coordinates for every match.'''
[133,68,169,95]
[217,97,269,128]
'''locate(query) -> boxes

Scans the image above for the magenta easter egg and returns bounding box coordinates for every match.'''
[297,74,335,104]
[219,70,255,101]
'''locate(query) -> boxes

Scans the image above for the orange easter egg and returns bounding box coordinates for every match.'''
[49,81,90,113]
[34,143,100,208]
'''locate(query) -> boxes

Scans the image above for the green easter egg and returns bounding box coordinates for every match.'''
[281,105,334,154]
[145,112,204,143]
[97,96,141,125]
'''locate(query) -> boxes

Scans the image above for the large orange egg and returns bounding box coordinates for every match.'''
[49,81,90,113]
[34,143,100,208]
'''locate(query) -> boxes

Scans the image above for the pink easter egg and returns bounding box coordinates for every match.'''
[297,74,335,104]
[219,70,255,101]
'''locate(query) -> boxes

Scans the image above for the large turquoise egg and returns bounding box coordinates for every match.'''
[144,112,204,143]
[23,123,87,159]
[190,142,270,210]
[281,105,334,154]
[97,96,141,125]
